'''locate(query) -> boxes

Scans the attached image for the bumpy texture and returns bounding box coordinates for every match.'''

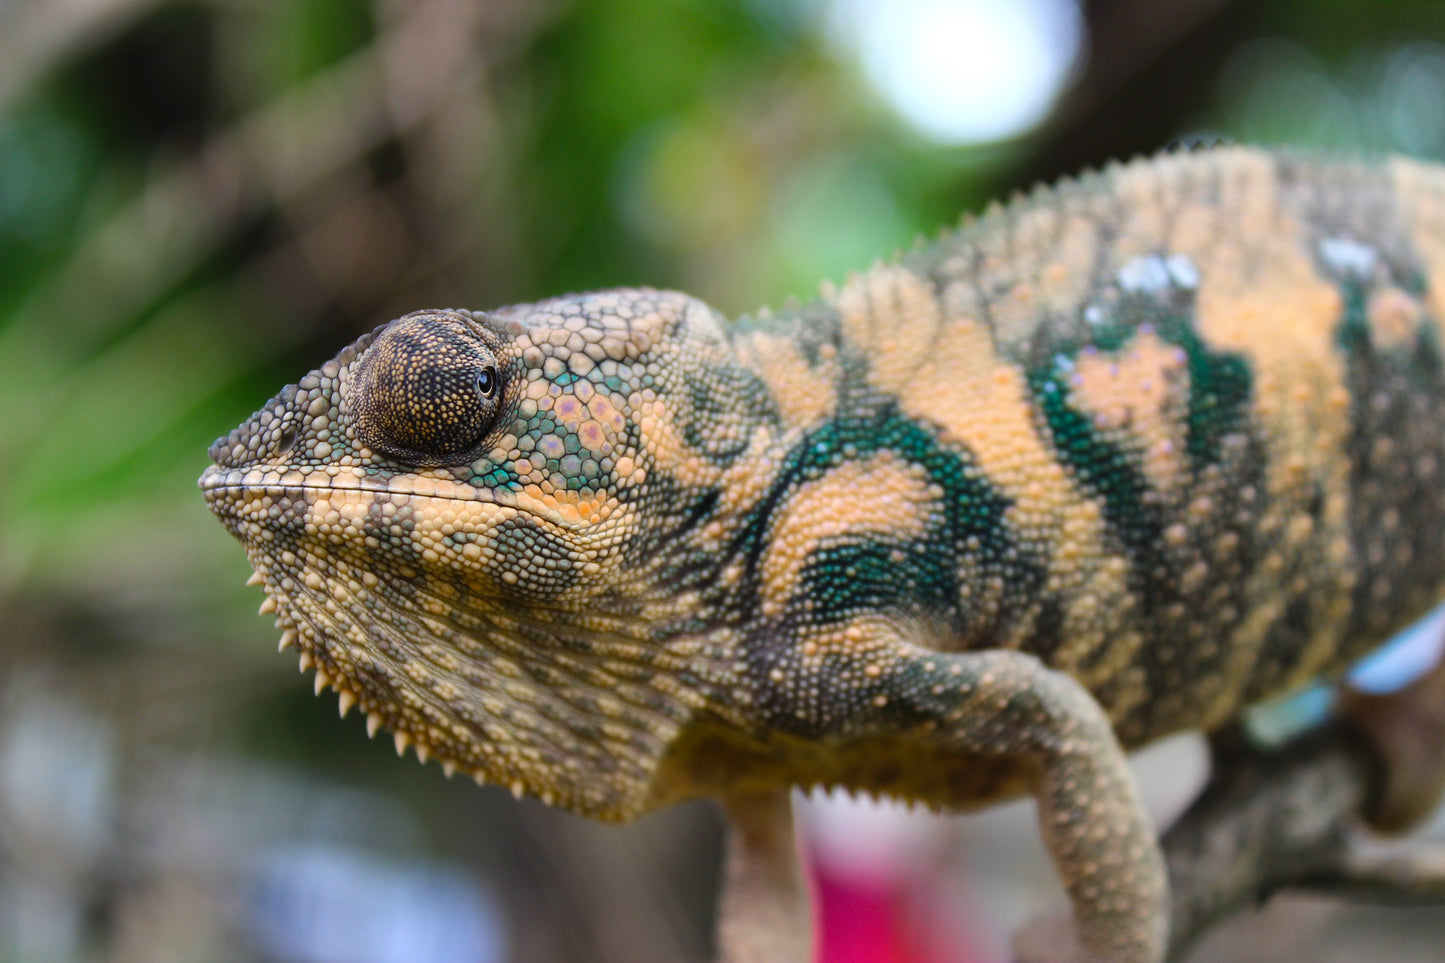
[201,148,1445,962]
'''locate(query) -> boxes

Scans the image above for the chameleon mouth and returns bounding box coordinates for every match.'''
[198,463,507,506]
[198,464,619,534]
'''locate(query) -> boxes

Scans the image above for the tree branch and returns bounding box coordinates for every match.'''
[1160,722,1373,961]
[1164,651,1445,960]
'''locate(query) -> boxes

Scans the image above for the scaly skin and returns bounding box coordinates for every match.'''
[200,147,1445,962]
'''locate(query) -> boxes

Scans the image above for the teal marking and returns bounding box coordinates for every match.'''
[784,401,1036,635]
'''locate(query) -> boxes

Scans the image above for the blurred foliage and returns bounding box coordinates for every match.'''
[4,1,1445,961]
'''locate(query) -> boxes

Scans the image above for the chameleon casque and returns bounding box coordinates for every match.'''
[201,147,1445,962]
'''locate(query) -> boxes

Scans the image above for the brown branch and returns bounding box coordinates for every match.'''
[1163,651,1445,960]
[1295,847,1445,906]
[1160,722,1374,961]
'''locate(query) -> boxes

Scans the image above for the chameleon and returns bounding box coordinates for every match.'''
[200,146,1445,962]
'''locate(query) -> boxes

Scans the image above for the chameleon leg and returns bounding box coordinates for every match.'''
[853,644,1168,963]
[715,790,813,963]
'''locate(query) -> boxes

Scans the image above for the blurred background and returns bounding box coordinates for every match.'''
[3,0,1445,960]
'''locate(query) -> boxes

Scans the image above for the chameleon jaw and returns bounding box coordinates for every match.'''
[216,486,701,823]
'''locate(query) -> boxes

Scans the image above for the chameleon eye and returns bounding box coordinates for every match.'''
[350,312,505,463]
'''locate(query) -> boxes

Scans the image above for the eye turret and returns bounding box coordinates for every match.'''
[349,311,505,463]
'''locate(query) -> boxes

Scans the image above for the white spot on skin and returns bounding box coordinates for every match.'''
[1117,255,1173,295]
[1319,236,1379,278]
[1116,254,1200,296]
[1165,254,1199,289]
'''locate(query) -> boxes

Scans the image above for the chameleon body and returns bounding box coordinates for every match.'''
[201,147,1445,962]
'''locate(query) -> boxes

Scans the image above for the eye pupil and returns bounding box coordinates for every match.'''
[477,366,497,397]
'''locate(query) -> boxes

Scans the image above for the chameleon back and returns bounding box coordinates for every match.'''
[731,148,1445,747]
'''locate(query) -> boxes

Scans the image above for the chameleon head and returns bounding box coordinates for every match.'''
[200,288,757,819]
